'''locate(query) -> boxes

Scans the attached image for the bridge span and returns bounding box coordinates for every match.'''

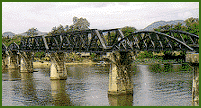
[2,29,199,105]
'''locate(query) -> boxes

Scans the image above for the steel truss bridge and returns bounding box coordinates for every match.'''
[2,29,199,54]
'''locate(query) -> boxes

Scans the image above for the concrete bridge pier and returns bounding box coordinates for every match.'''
[186,53,199,106]
[192,65,199,106]
[108,51,133,95]
[49,52,67,80]
[2,52,8,70]
[20,52,34,73]
[7,51,20,69]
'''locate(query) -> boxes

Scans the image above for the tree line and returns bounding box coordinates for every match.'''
[154,17,199,36]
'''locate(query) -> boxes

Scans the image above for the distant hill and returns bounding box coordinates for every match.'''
[143,20,185,31]
[2,31,48,38]
[2,32,15,38]
[19,31,48,36]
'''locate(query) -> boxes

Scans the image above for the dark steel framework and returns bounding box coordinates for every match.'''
[7,42,19,52]
[2,43,7,52]
[114,30,199,52]
[3,29,199,53]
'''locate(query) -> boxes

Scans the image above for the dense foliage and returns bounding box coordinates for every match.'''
[121,26,137,37]
[154,17,199,36]
[137,51,153,59]
[26,28,38,36]
[48,16,90,35]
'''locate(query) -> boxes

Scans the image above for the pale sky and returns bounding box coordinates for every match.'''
[2,2,199,34]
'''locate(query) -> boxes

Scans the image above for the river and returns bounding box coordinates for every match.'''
[2,63,193,106]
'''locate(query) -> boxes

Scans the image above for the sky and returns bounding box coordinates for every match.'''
[2,2,199,34]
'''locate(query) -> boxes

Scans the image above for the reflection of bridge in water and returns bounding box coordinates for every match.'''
[2,29,199,106]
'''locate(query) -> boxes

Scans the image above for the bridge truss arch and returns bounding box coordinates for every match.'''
[16,29,199,53]
[112,31,199,53]
[161,30,199,51]
[7,42,19,52]
[2,43,7,52]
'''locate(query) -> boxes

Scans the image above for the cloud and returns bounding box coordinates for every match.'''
[178,11,192,18]
[81,2,116,8]
[117,2,130,6]
[2,2,199,34]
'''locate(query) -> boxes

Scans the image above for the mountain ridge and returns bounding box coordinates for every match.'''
[143,20,185,31]
[2,32,15,37]
[2,31,48,37]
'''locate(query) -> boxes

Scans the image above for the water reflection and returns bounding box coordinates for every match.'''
[149,63,191,73]
[2,64,193,106]
[8,68,21,81]
[20,72,53,106]
[20,73,37,105]
[133,65,155,106]
[133,64,193,106]
[108,94,133,106]
[51,80,72,106]
[66,65,110,106]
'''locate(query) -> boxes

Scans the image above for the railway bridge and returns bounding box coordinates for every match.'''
[2,29,199,105]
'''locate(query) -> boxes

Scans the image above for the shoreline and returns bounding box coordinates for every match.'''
[33,61,109,68]
[33,59,179,68]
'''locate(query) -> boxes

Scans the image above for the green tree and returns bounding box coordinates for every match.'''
[154,24,174,31]
[56,24,65,34]
[185,17,199,27]
[49,17,90,35]
[71,16,90,30]
[121,26,137,37]
[64,25,70,32]
[173,22,186,31]
[49,24,65,35]
[49,26,57,35]
[184,17,199,35]
[26,27,38,36]
[154,17,199,36]
[34,52,46,60]
[137,51,153,59]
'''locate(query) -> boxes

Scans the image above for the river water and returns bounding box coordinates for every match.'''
[2,63,193,106]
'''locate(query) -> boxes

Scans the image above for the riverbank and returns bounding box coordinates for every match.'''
[33,62,50,68]
[132,58,178,65]
[33,58,179,67]
[33,59,179,69]
[33,60,109,68]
